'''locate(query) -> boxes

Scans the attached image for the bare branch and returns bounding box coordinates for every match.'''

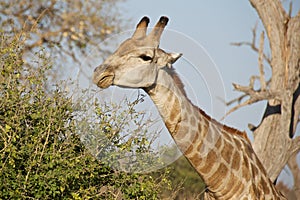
[288,1,293,18]
[233,82,281,99]
[231,24,272,65]
[249,0,288,70]
[0,0,124,81]
[224,78,272,108]
[258,32,267,91]
[220,93,248,107]
[222,83,281,119]
[290,136,300,156]
[222,98,254,120]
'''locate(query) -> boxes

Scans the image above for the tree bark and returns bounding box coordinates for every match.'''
[249,0,300,182]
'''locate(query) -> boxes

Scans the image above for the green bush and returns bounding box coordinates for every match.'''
[0,32,170,199]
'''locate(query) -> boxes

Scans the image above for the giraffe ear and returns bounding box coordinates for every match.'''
[169,52,182,63]
[166,53,182,68]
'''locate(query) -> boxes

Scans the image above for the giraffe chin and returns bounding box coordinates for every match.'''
[96,75,114,89]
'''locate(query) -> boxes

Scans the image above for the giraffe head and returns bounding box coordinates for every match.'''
[93,16,182,89]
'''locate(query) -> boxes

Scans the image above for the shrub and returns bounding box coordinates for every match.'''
[0,32,170,199]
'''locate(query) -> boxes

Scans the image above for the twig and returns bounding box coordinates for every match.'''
[227,94,248,106]
[222,98,253,120]
[38,121,52,163]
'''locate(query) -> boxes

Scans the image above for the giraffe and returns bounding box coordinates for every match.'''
[93,16,286,199]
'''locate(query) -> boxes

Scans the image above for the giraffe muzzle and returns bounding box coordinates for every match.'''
[93,65,114,88]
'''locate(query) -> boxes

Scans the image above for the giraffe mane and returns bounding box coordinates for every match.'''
[165,67,188,98]
[197,108,251,144]
[166,67,251,144]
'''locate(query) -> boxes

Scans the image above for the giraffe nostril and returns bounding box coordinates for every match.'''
[93,67,99,72]
[94,63,109,71]
[94,64,106,73]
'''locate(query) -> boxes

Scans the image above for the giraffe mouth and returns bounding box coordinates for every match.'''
[96,74,114,89]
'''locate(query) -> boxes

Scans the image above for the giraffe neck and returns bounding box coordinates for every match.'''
[144,68,285,199]
[144,68,208,152]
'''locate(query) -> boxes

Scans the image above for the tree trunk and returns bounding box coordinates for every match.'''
[249,0,300,189]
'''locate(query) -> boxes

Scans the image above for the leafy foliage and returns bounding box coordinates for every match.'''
[155,145,205,200]
[0,32,170,199]
[167,156,205,199]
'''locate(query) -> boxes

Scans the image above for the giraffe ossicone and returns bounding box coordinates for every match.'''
[93,16,286,199]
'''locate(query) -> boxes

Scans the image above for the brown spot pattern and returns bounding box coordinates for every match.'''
[242,165,251,182]
[261,177,270,194]
[207,163,228,187]
[189,153,202,167]
[199,150,217,173]
[221,143,233,164]
[232,151,241,171]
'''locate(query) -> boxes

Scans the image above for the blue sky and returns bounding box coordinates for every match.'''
[114,0,300,187]
[118,0,299,131]
[120,1,267,134]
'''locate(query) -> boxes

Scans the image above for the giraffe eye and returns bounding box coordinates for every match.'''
[139,54,152,61]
